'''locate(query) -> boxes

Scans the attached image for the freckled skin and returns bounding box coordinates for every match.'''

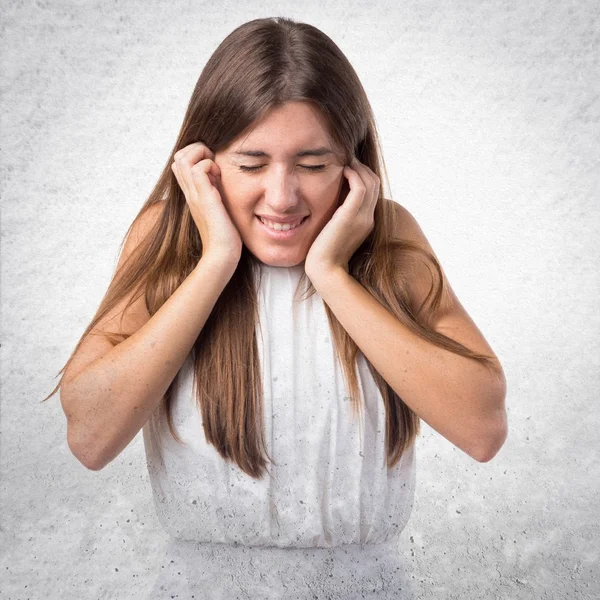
[213,101,346,268]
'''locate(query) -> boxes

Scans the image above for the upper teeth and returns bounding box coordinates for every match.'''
[259,216,305,231]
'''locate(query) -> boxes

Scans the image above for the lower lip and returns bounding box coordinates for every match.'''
[256,215,310,240]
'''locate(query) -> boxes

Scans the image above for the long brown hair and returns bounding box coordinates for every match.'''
[43,17,498,478]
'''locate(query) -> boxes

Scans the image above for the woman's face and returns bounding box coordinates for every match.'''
[214,101,346,268]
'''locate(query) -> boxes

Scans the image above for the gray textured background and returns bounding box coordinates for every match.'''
[2,0,599,598]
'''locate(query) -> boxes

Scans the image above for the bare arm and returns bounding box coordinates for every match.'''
[62,142,245,470]
[61,253,238,471]
[306,201,507,463]
[62,142,243,470]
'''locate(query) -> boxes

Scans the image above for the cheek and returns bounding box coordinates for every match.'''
[325,168,345,196]
[217,173,252,211]
[216,170,238,197]
[302,173,343,205]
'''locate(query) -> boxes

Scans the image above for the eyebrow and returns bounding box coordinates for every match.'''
[232,147,334,158]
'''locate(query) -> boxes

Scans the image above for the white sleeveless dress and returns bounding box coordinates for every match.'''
[142,262,417,598]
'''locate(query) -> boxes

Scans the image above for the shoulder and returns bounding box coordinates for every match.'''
[120,201,166,256]
[384,198,428,246]
[115,201,167,274]
[383,199,503,376]
[383,198,439,278]
[130,201,166,242]
[383,198,452,322]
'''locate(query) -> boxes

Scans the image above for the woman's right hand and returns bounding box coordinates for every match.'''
[171,142,243,265]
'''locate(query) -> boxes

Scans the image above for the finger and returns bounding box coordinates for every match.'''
[206,160,222,187]
[174,142,215,163]
[190,159,221,197]
[171,161,190,198]
[351,157,379,187]
[191,159,220,180]
[178,158,201,200]
[173,149,196,199]
[173,143,216,184]
[351,158,380,215]
[343,165,367,218]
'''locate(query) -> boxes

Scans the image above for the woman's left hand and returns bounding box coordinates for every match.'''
[304,157,380,278]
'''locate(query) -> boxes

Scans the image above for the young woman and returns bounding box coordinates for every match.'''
[44,16,507,596]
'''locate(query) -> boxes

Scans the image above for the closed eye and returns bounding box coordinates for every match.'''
[239,165,327,172]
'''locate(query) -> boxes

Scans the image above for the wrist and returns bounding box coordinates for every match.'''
[198,252,240,275]
[306,263,349,288]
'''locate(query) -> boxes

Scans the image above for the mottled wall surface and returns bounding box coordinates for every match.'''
[2,1,598,599]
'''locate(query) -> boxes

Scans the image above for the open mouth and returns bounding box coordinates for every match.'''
[255,215,310,237]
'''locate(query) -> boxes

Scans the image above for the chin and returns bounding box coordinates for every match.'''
[251,248,307,268]
[262,257,306,268]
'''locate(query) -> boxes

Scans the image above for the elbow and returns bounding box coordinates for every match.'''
[471,415,508,463]
[80,456,106,472]
[471,373,508,463]
[67,428,106,471]
[62,389,103,471]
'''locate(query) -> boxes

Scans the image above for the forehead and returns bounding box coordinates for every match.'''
[229,101,339,156]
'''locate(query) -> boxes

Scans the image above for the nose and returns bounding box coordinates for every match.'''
[263,164,300,212]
